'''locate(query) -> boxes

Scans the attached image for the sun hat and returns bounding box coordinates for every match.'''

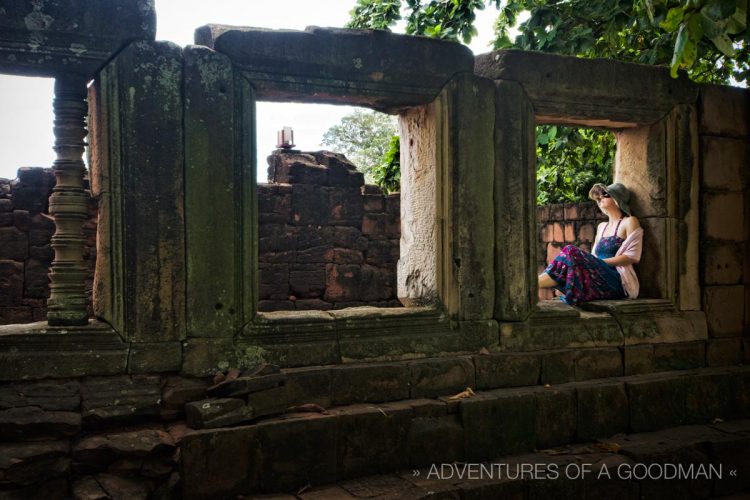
[589,182,632,216]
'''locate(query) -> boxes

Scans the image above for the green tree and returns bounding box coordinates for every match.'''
[347,0,746,201]
[372,135,401,193]
[321,109,398,181]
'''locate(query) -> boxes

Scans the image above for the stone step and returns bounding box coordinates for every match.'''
[279,419,750,500]
[179,365,750,498]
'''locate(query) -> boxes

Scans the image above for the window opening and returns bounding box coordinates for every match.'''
[256,102,402,312]
[536,125,617,302]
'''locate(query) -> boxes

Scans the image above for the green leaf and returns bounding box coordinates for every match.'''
[671,23,689,77]
[711,32,737,55]
[660,6,685,31]
[702,0,737,21]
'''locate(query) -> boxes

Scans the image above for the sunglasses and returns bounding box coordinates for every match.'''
[601,192,611,198]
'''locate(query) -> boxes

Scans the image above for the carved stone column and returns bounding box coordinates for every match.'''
[47,77,89,326]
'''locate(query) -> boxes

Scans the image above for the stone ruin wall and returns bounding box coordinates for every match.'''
[260,150,401,311]
[0,152,400,323]
[536,201,606,301]
[0,168,97,324]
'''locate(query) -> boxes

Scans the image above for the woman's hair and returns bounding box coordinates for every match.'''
[588,184,608,200]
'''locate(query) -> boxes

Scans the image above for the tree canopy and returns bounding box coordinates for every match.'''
[349,0,748,83]
[345,0,746,200]
[320,109,398,182]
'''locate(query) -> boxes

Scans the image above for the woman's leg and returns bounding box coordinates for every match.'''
[538,272,557,288]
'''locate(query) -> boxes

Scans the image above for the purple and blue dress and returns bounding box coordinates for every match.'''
[544,218,627,305]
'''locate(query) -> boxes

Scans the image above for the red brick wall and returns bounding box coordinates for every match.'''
[258,150,401,311]
[537,201,606,300]
[1,153,402,323]
[0,168,97,324]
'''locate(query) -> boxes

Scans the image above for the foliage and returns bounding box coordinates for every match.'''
[494,0,747,83]
[349,0,501,43]
[535,126,615,204]
[345,0,746,201]
[372,135,402,193]
[320,109,398,181]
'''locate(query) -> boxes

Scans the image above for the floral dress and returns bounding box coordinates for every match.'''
[544,218,627,305]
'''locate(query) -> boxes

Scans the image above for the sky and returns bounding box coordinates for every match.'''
[0,0,501,181]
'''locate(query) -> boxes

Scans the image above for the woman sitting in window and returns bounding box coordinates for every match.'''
[538,182,643,305]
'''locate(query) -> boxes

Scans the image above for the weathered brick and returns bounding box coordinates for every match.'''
[474,353,540,389]
[0,227,28,260]
[704,243,744,285]
[700,84,749,138]
[704,192,744,241]
[627,374,688,432]
[622,345,653,376]
[564,223,575,242]
[535,387,576,448]
[408,358,475,399]
[285,367,332,407]
[706,338,742,367]
[574,348,622,380]
[331,363,409,405]
[540,350,575,385]
[653,342,705,371]
[461,389,536,461]
[408,415,465,468]
[704,286,745,337]
[701,136,749,190]
[576,381,628,440]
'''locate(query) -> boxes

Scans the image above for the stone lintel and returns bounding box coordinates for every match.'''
[195,25,474,110]
[0,0,155,78]
[475,50,698,126]
[0,320,127,381]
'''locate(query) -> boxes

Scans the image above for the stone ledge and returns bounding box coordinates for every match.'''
[0,320,128,381]
[179,366,750,498]
[194,25,474,110]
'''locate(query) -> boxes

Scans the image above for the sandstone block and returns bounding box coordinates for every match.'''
[540,350,575,384]
[408,357,475,398]
[577,222,595,243]
[408,415,464,468]
[290,264,327,299]
[704,285,745,337]
[185,398,252,429]
[285,366,332,408]
[627,374,688,432]
[0,407,81,441]
[0,381,80,411]
[291,184,330,226]
[576,381,628,440]
[128,342,182,373]
[0,440,70,487]
[535,387,576,448]
[257,414,338,492]
[0,260,24,306]
[704,243,743,285]
[685,371,735,424]
[653,341,705,371]
[207,373,286,398]
[701,136,749,190]
[474,353,540,389]
[72,428,175,473]
[246,385,288,420]
[363,194,384,213]
[706,338,742,367]
[574,348,622,380]
[704,192,744,241]
[0,227,27,260]
[700,84,749,138]
[81,376,162,428]
[336,403,411,478]
[331,363,409,405]
[461,389,536,461]
[324,264,362,302]
[622,344,654,376]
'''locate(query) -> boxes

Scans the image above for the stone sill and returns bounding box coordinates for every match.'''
[0,319,128,382]
[498,298,708,352]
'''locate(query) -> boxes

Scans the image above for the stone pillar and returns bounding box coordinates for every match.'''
[47,76,89,326]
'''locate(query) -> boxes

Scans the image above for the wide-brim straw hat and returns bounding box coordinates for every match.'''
[590,182,632,216]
